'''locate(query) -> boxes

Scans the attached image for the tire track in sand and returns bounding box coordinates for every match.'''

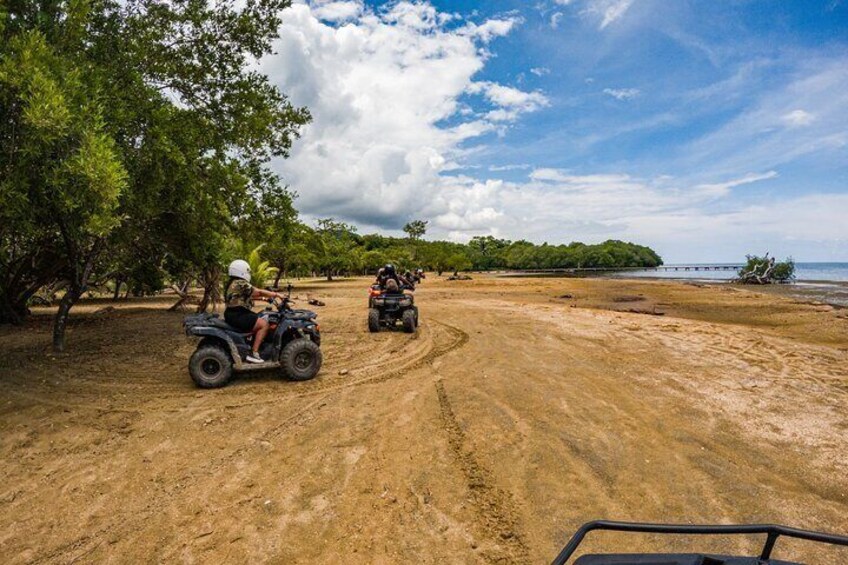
[218,320,470,409]
[6,322,469,414]
[30,322,470,564]
[435,379,529,564]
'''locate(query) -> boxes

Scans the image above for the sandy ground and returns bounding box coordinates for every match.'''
[1,275,847,564]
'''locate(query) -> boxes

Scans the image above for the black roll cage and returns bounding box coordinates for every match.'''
[552,520,848,565]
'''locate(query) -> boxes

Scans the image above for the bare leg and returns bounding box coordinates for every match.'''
[252,317,270,356]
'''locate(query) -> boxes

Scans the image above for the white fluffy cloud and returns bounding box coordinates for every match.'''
[264,1,541,228]
[310,0,362,22]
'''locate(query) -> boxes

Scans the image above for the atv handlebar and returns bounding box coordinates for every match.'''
[267,296,294,310]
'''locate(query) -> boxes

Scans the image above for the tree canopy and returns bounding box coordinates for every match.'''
[0,0,309,350]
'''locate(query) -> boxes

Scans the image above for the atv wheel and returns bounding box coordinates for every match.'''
[189,345,233,388]
[368,308,381,333]
[402,309,417,333]
[281,339,323,381]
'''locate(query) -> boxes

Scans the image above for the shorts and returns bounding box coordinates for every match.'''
[224,307,258,333]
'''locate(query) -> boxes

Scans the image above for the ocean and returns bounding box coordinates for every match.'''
[611,262,848,307]
[613,262,848,283]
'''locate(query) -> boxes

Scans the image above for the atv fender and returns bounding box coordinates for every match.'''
[189,327,244,369]
[274,319,319,348]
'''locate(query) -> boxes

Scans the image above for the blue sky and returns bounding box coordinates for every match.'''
[266,0,848,262]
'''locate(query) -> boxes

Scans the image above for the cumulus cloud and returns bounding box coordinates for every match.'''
[311,0,362,22]
[530,67,550,77]
[603,87,640,100]
[264,2,543,228]
[459,17,520,42]
[469,81,549,116]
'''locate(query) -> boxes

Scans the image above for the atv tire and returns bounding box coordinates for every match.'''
[189,345,233,388]
[281,338,323,381]
[402,309,417,333]
[368,308,381,333]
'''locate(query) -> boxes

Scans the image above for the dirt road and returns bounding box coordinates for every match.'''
[1,276,847,563]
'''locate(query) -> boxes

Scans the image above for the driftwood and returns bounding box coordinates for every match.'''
[168,281,193,312]
[735,253,784,285]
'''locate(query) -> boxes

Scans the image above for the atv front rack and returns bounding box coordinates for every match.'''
[552,520,848,565]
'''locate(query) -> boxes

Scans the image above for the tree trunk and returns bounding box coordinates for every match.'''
[197,287,210,313]
[112,278,123,301]
[196,265,221,313]
[273,269,283,290]
[51,238,103,353]
[0,293,28,325]
[52,289,78,353]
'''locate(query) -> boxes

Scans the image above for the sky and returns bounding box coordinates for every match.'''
[262,0,848,262]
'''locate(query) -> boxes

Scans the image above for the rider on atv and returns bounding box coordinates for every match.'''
[375,264,413,293]
[224,259,287,364]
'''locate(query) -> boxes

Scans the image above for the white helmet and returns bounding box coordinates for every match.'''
[228,259,251,282]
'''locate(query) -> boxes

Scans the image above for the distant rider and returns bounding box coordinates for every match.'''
[375,263,413,292]
[224,259,287,364]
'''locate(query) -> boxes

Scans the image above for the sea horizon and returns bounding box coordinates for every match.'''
[616,261,848,283]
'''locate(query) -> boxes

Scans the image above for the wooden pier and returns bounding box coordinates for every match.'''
[510,264,743,275]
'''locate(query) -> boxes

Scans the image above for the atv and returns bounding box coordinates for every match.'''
[552,520,848,564]
[368,283,418,333]
[183,286,322,388]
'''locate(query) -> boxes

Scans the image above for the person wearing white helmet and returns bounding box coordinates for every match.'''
[224,259,286,363]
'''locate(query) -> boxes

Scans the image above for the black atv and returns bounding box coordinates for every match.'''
[552,520,848,564]
[183,289,322,388]
[367,283,418,333]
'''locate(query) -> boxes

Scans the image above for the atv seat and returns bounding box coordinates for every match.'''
[207,317,251,334]
[286,309,317,320]
[184,313,253,336]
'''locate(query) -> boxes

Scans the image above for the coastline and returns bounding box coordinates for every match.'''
[498,269,848,308]
[606,275,848,308]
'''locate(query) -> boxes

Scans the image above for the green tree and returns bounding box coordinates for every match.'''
[0,23,127,348]
[447,253,472,275]
[312,219,358,281]
[737,254,795,284]
[0,0,310,350]
[403,220,428,240]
